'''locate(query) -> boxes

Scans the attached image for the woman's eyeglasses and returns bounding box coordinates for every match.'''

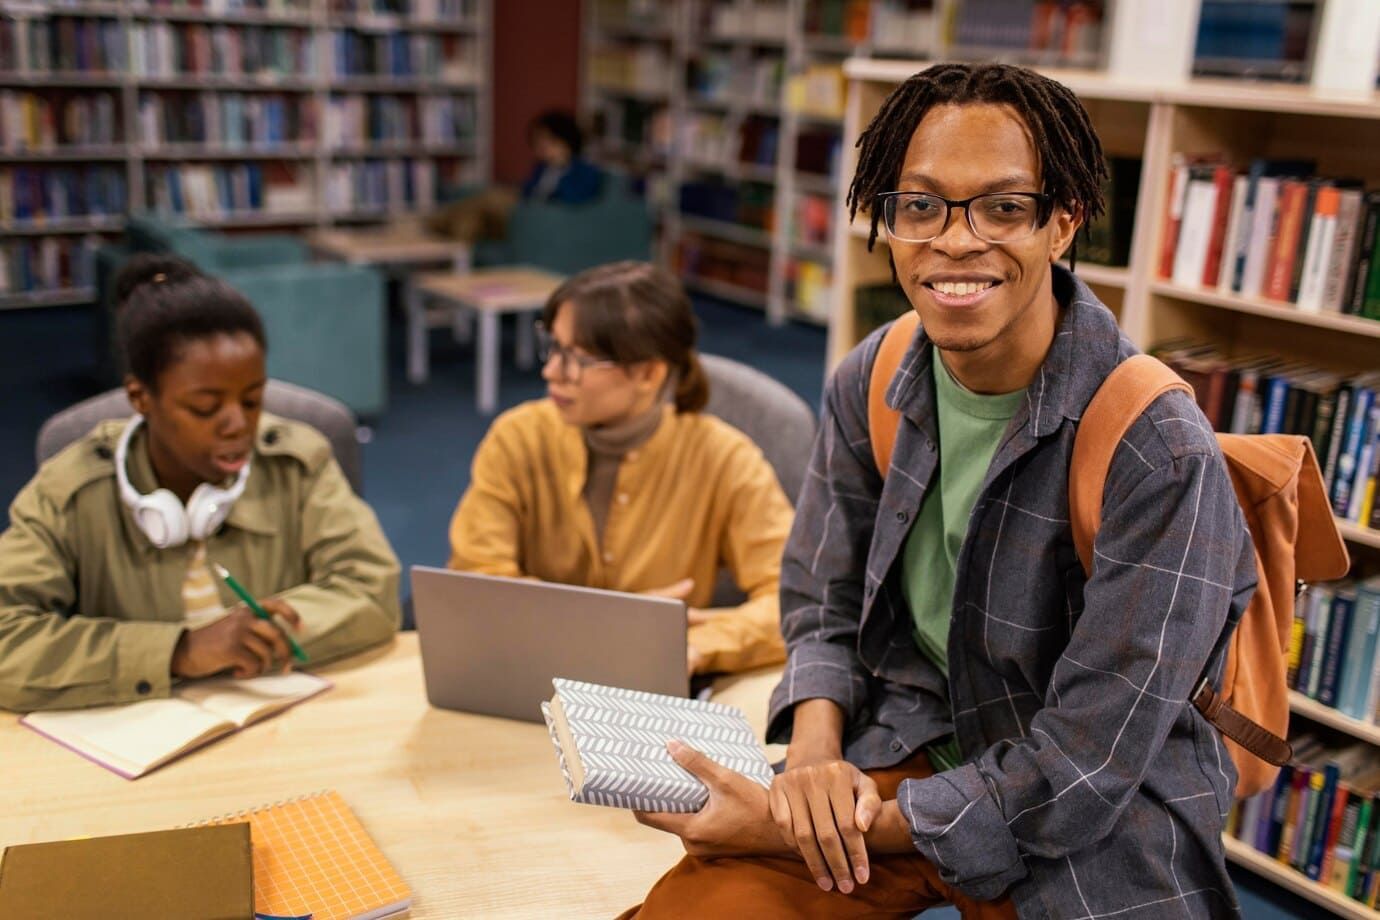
[534,322,618,382]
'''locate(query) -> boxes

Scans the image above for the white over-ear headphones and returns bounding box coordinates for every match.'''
[114,415,251,549]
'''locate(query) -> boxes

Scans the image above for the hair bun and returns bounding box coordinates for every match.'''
[111,253,203,311]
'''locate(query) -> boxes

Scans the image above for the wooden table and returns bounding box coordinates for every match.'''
[0,634,697,918]
[307,228,472,386]
[411,267,566,415]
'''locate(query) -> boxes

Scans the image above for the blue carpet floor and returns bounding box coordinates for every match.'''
[0,298,1330,919]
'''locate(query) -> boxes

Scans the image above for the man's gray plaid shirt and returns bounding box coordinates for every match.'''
[767,267,1258,919]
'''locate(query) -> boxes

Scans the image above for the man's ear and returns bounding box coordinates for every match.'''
[1049,205,1083,263]
[125,375,151,417]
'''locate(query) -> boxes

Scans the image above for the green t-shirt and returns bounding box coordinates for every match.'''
[901,353,1024,770]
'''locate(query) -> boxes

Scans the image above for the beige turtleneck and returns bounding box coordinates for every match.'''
[582,400,665,545]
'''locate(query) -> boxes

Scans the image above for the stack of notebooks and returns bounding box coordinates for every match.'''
[0,791,410,920]
[541,678,773,812]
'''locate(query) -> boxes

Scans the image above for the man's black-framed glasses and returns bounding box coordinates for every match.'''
[534,321,618,382]
[877,191,1051,244]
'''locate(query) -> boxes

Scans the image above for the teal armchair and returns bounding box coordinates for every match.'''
[97,215,387,417]
[500,190,654,275]
[223,264,387,418]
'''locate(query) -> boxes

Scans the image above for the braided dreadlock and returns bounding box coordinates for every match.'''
[847,63,1108,267]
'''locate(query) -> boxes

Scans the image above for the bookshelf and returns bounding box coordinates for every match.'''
[584,0,983,328]
[833,52,1380,919]
[0,0,492,309]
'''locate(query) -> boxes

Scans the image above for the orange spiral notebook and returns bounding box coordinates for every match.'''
[194,790,412,920]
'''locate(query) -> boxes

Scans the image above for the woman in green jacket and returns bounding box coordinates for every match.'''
[0,254,400,712]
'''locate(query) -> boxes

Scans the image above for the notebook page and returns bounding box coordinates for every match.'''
[22,698,231,778]
[177,672,330,727]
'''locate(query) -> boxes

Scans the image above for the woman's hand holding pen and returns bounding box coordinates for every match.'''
[170,599,303,679]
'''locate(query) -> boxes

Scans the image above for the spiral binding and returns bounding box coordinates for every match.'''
[182,790,332,828]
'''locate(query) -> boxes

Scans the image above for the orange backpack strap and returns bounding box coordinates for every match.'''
[867,311,919,478]
[1068,354,1193,576]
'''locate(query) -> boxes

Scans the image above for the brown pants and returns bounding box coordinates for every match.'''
[618,755,1018,919]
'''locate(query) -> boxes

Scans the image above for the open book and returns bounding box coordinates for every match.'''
[21,672,330,779]
[542,677,774,813]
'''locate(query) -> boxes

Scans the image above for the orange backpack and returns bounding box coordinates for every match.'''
[868,312,1350,798]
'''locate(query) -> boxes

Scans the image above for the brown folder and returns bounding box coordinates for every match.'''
[0,822,252,920]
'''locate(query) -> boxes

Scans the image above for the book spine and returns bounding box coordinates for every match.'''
[1346,195,1380,315]
[1306,589,1335,699]
[1306,763,1341,880]
[1319,589,1356,708]
[1264,180,1308,302]
[1333,387,1375,514]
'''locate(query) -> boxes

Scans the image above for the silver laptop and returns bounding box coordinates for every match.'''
[411,566,689,722]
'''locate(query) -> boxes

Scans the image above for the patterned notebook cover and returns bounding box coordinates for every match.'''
[542,678,773,813]
[195,790,411,920]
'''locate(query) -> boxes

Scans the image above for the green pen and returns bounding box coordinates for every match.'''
[212,563,309,664]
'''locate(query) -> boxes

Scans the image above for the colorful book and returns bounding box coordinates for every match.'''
[194,791,411,920]
[542,678,773,813]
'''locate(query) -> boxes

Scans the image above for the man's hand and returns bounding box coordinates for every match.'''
[769,757,883,894]
[170,600,303,679]
[634,740,793,859]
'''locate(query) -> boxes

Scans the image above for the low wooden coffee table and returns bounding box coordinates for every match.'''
[410,267,565,414]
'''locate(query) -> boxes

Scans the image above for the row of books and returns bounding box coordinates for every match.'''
[324,158,435,213]
[675,233,769,298]
[138,93,314,148]
[1153,343,1380,527]
[131,24,315,79]
[330,31,475,81]
[679,180,774,237]
[1227,734,1380,907]
[131,0,311,12]
[1159,156,1380,319]
[0,236,99,295]
[592,0,669,33]
[854,280,911,338]
[1289,578,1380,724]
[699,1,790,40]
[328,0,476,19]
[0,17,126,74]
[323,95,475,147]
[785,63,845,121]
[0,166,125,223]
[793,192,832,250]
[795,127,841,180]
[146,162,311,217]
[789,258,833,322]
[1081,156,1140,268]
[952,0,1103,63]
[804,0,937,53]
[597,99,670,162]
[1192,0,1312,80]
[0,91,120,151]
[588,47,675,97]
[688,53,783,111]
[678,113,777,172]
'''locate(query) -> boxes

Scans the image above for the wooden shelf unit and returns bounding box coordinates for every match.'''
[0,0,493,306]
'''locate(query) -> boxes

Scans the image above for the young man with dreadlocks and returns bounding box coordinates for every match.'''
[620,63,1255,919]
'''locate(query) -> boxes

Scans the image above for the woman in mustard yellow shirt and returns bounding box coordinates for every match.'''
[448,261,793,675]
